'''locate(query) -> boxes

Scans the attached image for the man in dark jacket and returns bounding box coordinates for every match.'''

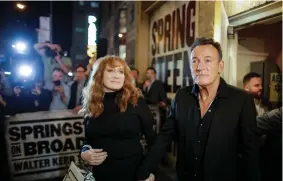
[143,67,167,107]
[137,37,260,181]
[68,64,87,113]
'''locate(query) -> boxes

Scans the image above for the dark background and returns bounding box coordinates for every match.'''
[0,1,73,53]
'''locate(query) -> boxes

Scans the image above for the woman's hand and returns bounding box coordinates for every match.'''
[81,149,108,166]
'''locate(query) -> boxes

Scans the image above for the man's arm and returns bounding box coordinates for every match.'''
[257,107,282,135]
[240,94,261,181]
[158,81,167,107]
[137,90,179,180]
[159,81,167,102]
[34,42,48,56]
[55,56,72,75]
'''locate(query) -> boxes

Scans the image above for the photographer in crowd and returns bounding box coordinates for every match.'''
[44,68,70,110]
[34,42,72,82]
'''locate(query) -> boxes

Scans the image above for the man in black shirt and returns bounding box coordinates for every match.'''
[137,38,260,181]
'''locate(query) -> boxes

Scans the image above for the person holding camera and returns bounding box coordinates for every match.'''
[34,42,72,82]
[44,68,70,110]
[31,80,53,112]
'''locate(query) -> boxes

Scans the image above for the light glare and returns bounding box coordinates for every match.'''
[16,3,25,10]
[19,65,32,77]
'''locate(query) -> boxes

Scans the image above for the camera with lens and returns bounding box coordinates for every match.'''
[44,46,64,58]
[53,80,61,86]
[44,46,57,58]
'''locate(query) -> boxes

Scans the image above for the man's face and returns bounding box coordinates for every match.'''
[190,45,224,86]
[244,77,263,98]
[52,70,63,82]
[75,67,86,81]
[14,86,21,95]
[131,70,138,80]
[146,69,155,81]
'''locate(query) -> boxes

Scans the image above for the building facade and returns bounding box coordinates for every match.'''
[100,0,282,101]
[99,0,282,168]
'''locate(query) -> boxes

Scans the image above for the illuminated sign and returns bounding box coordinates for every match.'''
[87,15,97,60]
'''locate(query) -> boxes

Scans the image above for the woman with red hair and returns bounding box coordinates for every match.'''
[80,55,155,181]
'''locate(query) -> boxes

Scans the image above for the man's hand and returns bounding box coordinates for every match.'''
[139,173,155,181]
[73,105,82,114]
[32,89,41,95]
[54,86,64,93]
[52,44,62,52]
[48,44,62,52]
[159,101,166,108]
[143,80,151,89]
[81,149,108,166]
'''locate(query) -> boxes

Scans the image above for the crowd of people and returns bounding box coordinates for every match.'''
[0,37,281,181]
[0,42,90,116]
[79,38,281,181]
[0,41,170,117]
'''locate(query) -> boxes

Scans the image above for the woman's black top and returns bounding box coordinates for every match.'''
[84,91,155,181]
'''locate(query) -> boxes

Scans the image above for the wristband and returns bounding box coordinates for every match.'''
[81,145,92,153]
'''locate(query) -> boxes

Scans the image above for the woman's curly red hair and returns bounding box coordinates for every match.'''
[81,55,142,118]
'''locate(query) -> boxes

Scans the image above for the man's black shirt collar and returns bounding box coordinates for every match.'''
[191,77,228,99]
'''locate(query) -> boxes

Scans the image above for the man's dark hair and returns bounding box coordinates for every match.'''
[147,67,156,74]
[243,72,261,86]
[190,37,223,60]
[52,68,63,73]
[130,67,139,74]
[75,64,87,72]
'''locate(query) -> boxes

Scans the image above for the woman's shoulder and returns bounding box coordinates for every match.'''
[137,96,147,105]
[128,96,147,108]
[134,96,151,111]
[83,115,94,126]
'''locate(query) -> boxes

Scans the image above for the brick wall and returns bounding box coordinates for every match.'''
[198,1,215,38]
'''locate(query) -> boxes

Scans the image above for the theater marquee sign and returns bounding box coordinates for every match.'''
[6,110,85,181]
[149,1,197,93]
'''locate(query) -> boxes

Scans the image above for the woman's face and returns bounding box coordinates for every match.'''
[102,63,125,92]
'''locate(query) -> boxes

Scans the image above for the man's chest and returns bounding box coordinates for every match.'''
[176,96,242,137]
